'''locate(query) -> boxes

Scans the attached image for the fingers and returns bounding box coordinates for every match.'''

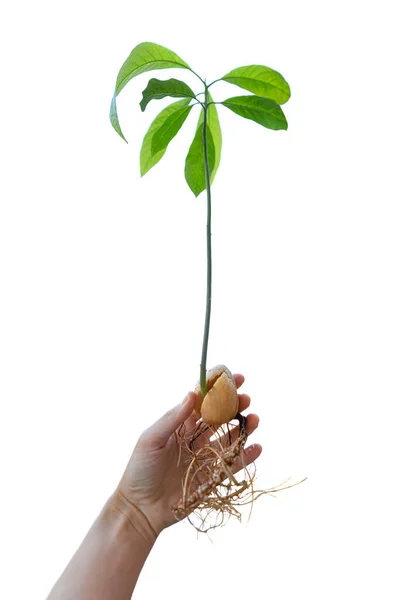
[238,393,251,413]
[231,443,262,476]
[142,392,196,449]
[233,373,245,390]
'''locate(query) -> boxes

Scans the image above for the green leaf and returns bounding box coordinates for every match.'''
[140,99,191,177]
[222,95,288,130]
[151,104,193,156]
[222,65,290,105]
[185,123,216,197]
[110,94,127,142]
[196,93,222,184]
[140,78,196,112]
[110,42,191,141]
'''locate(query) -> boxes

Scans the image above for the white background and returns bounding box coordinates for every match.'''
[1,0,399,598]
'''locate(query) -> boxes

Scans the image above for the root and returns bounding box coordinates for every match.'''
[172,414,306,533]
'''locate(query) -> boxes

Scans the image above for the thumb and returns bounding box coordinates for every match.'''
[144,392,196,449]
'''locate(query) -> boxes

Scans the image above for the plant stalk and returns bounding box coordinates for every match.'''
[200,83,212,399]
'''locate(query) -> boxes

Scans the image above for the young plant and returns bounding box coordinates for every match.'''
[110,42,296,530]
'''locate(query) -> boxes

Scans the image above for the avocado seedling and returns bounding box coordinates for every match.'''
[110,42,302,531]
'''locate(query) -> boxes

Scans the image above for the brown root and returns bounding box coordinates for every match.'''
[172,415,306,534]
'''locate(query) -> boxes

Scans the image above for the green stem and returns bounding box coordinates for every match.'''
[200,83,212,399]
[189,68,206,86]
[207,77,222,88]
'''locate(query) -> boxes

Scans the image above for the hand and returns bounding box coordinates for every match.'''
[113,374,262,536]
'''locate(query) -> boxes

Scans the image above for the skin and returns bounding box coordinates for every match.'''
[47,374,261,600]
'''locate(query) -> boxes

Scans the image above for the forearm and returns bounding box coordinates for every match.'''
[47,491,157,600]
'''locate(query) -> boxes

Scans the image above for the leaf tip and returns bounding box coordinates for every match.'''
[114,127,129,143]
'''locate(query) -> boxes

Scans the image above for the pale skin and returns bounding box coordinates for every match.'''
[47,374,261,599]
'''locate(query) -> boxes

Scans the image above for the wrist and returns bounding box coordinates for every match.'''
[107,489,159,545]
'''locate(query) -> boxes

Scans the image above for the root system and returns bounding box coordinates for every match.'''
[173,414,306,533]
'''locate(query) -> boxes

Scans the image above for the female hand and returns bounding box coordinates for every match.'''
[113,374,262,536]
